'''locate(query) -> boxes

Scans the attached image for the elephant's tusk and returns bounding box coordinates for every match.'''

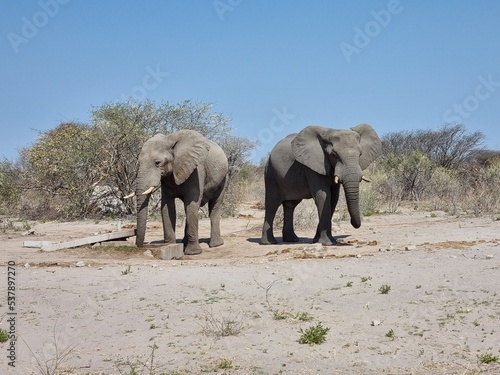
[362,176,372,183]
[140,186,156,195]
[334,175,340,184]
[123,192,136,199]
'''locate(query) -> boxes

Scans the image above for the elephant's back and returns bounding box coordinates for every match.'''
[206,139,228,173]
[268,133,298,175]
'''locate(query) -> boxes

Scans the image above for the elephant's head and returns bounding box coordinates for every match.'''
[131,130,210,246]
[291,124,381,228]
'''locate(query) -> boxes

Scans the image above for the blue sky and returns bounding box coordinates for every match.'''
[1,1,499,162]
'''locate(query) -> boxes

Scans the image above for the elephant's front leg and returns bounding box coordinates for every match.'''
[161,189,176,244]
[312,189,336,245]
[183,200,203,255]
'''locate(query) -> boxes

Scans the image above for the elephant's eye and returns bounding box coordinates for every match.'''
[155,160,163,167]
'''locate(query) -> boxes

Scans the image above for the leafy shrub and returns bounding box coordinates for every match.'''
[298,322,330,345]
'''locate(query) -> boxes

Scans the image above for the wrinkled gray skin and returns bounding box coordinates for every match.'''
[261,124,382,245]
[134,130,228,255]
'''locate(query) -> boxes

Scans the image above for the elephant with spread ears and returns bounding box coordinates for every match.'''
[260,123,382,245]
[125,129,228,255]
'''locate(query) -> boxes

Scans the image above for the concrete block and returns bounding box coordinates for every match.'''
[154,243,184,260]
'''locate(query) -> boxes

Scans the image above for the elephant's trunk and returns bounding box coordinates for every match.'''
[135,192,150,247]
[342,171,362,229]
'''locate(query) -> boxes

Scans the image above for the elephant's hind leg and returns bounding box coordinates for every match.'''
[208,184,225,248]
[261,196,280,245]
[282,200,301,242]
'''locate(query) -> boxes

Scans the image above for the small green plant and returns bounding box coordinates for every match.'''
[385,329,395,339]
[273,309,291,320]
[345,281,353,287]
[296,312,314,322]
[478,352,499,364]
[121,265,132,275]
[416,285,422,289]
[298,322,330,345]
[216,357,233,369]
[0,328,8,343]
[361,276,372,282]
[379,284,391,294]
[473,319,480,327]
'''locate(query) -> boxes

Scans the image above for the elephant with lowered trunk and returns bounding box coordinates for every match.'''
[260,124,382,245]
[125,129,228,255]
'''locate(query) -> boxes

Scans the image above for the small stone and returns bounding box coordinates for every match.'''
[143,250,154,258]
[24,263,30,268]
[485,254,494,260]
[76,261,86,267]
[22,229,36,236]
[405,245,416,251]
[371,319,381,326]
[356,254,362,258]
[302,243,323,252]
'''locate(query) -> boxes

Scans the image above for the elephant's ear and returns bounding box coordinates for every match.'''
[170,130,210,185]
[351,123,382,170]
[291,126,331,175]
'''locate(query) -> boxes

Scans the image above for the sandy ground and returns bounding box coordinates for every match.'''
[1,206,500,375]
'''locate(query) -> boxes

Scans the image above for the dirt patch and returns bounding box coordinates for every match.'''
[1,209,500,374]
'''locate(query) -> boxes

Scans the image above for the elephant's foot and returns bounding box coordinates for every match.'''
[260,235,278,245]
[282,232,300,243]
[313,233,337,246]
[184,243,203,255]
[209,237,224,248]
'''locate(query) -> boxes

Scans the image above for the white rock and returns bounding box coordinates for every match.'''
[371,319,381,326]
[76,261,86,267]
[405,245,417,251]
[302,243,323,252]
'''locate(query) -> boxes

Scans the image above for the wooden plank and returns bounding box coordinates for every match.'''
[40,230,136,252]
[23,241,52,248]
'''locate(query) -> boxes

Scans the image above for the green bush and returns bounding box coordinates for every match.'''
[298,322,330,345]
